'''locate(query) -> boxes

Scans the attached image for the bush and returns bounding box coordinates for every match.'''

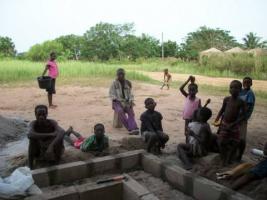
[27,40,65,61]
[200,53,267,76]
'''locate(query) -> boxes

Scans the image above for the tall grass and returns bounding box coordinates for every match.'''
[0,60,154,84]
[200,53,267,79]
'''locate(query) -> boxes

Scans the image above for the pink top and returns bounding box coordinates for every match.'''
[183,96,200,120]
[47,60,59,79]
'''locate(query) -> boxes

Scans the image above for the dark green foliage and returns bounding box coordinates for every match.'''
[55,34,83,60]
[243,32,267,49]
[178,26,239,60]
[0,36,16,57]
[82,22,133,60]
[163,40,178,57]
[27,40,64,61]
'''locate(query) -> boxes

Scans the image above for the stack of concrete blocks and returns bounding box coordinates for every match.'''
[142,153,253,200]
[25,150,253,200]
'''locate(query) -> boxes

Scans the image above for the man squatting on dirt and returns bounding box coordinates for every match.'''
[28,105,65,169]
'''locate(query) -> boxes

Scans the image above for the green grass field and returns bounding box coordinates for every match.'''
[0,60,155,84]
[1,59,267,102]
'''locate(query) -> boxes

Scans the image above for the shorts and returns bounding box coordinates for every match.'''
[250,159,267,178]
[74,137,85,149]
[46,78,56,94]
[219,120,240,141]
[142,131,169,145]
[142,131,155,142]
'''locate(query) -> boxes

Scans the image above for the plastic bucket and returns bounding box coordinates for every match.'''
[37,76,52,89]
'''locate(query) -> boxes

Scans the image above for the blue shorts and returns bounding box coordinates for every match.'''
[250,159,267,178]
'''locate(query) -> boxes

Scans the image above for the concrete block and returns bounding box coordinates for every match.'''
[182,172,196,196]
[117,150,143,171]
[141,153,162,178]
[140,194,160,200]
[77,182,123,200]
[32,168,50,188]
[121,136,147,150]
[89,156,117,174]
[230,192,254,200]
[123,175,150,200]
[24,195,47,200]
[45,186,78,200]
[193,176,227,200]
[24,186,78,200]
[162,164,186,191]
[46,161,88,185]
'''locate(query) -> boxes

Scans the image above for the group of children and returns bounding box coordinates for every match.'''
[29,63,265,190]
[176,75,255,168]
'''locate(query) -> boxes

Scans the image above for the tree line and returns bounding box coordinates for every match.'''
[1,23,266,61]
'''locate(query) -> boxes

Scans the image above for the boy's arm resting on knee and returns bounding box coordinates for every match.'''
[141,117,155,133]
[47,126,65,152]
[28,123,56,139]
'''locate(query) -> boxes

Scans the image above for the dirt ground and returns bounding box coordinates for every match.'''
[0,75,267,199]
[0,79,267,156]
[142,71,267,91]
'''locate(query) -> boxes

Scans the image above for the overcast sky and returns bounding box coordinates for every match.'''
[1,0,266,52]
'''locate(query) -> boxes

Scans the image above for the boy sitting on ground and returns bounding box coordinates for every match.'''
[64,123,109,155]
[216,142,267,190]
[214,80,247,166]
[231,142,267,190]
[177,107,212,170]
[140,98,169,154]
[28,105,65,169]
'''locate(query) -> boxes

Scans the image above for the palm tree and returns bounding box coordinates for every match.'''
[243,32,267,49]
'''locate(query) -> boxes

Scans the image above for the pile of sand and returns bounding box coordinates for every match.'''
[0,116,28,148]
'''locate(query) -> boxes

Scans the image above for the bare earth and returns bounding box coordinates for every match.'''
[0,79,266,156]
[1,75,267,199]
[142,71,267,91]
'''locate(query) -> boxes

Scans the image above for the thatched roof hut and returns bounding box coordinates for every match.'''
[199,48,223,64]
[225,47,244,54]
[200,48,222,55]
[247,48,267,56]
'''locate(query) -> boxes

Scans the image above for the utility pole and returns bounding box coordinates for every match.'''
[161,32,164,60]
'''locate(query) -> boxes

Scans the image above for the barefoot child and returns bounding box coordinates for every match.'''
[65,123,109,154]
[217,142,267,190]
[42,52,59,109]
[237,77,255,161]
[28,105,65,169]
[140,98,169,154]
[177,107,212,170]
[214,80,247,166]
[180,76,201,142]
[160,68,172,90]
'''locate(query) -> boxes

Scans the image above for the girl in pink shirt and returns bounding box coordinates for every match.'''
[179,76,201,143]
[42,52,59,109]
